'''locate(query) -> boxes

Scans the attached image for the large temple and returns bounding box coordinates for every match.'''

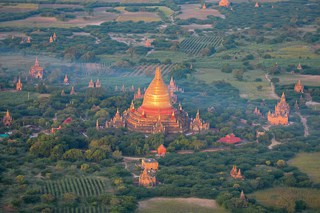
[106,67,209,134]
[2,110,13,127]
[267,92,290,125]
[29,57,44,79]
[219,0,230,7]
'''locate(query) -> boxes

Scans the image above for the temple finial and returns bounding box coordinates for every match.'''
[155,67,161,80]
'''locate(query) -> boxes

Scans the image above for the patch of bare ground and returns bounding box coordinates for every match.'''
[177,4,224,20]
[139,198,218,209]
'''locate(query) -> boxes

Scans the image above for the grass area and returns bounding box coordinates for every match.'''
[0,91,39,105]
[288,152,320,183]
[116,11,161,22]
[277,74,320,87]
[249,187,320,212]
[0,7,118,28]
[136,197,227,213]
[270,44,318,59]
[0,3,38,12]
[195,68,273,99]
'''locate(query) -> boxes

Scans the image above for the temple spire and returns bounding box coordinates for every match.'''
[155,67,162,80]
[35,57,39,66]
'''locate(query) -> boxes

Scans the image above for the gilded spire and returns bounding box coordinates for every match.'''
[155,67,162,80]
[281,92,285,102]
[6,110,10,117]
[196,110,200,120]
[35,57,39,66]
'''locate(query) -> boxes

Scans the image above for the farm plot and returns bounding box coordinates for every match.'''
[54,206,107,213]
[179,36,223,56]
[124,64,175,77]
[40,177,111,197]
[177,4,224,20]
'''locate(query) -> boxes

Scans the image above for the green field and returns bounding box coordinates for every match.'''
[146,51,192,63]
[136,198,227,213]
[288,152,320,183]
[195,68,273,99]
[0,91,39,105]
[250,187,320,212]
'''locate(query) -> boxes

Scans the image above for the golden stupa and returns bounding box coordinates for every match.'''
[106,67,209,134]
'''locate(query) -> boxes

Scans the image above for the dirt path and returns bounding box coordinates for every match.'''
[296,112,309,137]
[268,134,281,149]
[265,74,280,99]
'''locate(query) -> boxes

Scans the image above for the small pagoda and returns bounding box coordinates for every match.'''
[255,2,259,7]
[218,133,241,144]
[49,36,53,43]
[190,110,210,133]
[253,107,262,116]
[145,39,151,48]
[16,77,22,91]
[29,57,44,79]
[105,109,125,128]
[134,88,144,100]
[230,165,244,180]
[202,3,206,9]
[2,110,13,127]
[95,79,101,88]
[267,92,290,125]
[64,74,69,85]
[70,86,76,95]
[139,168,156,187]
[294,80,304,93]
[88,79,94,88]
[297,63,302,70]
[157,144,167,157]
[219,0,230,7]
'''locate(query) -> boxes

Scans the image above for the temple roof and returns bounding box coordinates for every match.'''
[139,67,173,115]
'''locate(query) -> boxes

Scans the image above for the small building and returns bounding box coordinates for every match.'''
[29,57,44,79]
[142,158,159,170]
[219,0,230,7]
[157,144,166,156]
[16,77,22,91]
[95,79,101,88]
[218,133,241,144]
[253,107,262,116]
[255,2,259,7]
[134,88,144,100]
[139,169,156,187]
[70,86,76,95]
[88,79,94,88]
[294,80,304,93]
[64,74,69,85]
[2,110,13,127]
[230,165,244,180]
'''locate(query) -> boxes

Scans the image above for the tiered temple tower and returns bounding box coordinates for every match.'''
[294,80,304,93]
[134,87,144,100]
[2,110,13,127]
[268,92,290,125]
[16,77,22,91]
[230,165,244,180]
[95,79,101,88]
[123,67,189,134]
[29,57,44,79]
[168,77,181,104]
[219,0,230,7]
[139,168,156,187]
[190,110,210,133]
[106,109,125,128]
[88,79,94,88]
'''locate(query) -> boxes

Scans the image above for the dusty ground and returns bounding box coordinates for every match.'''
[177,4,224,20]
[139,197,218,209]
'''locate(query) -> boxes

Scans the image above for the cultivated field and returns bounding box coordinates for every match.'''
[146,51,191,63]
[53,206,107,213]
[250,187,320,212]
[195,68,274,99]
[288,152,320,183]
[179,36,223,56]
[124,63,175,77]
[41,177,112,197]
[136,197,227,213]
[177,4,224,20]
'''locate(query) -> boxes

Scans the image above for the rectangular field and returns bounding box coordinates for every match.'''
[249,187,320,211]
[288,152,320,183]
[177,4,224,20]
[137,197,227,213]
